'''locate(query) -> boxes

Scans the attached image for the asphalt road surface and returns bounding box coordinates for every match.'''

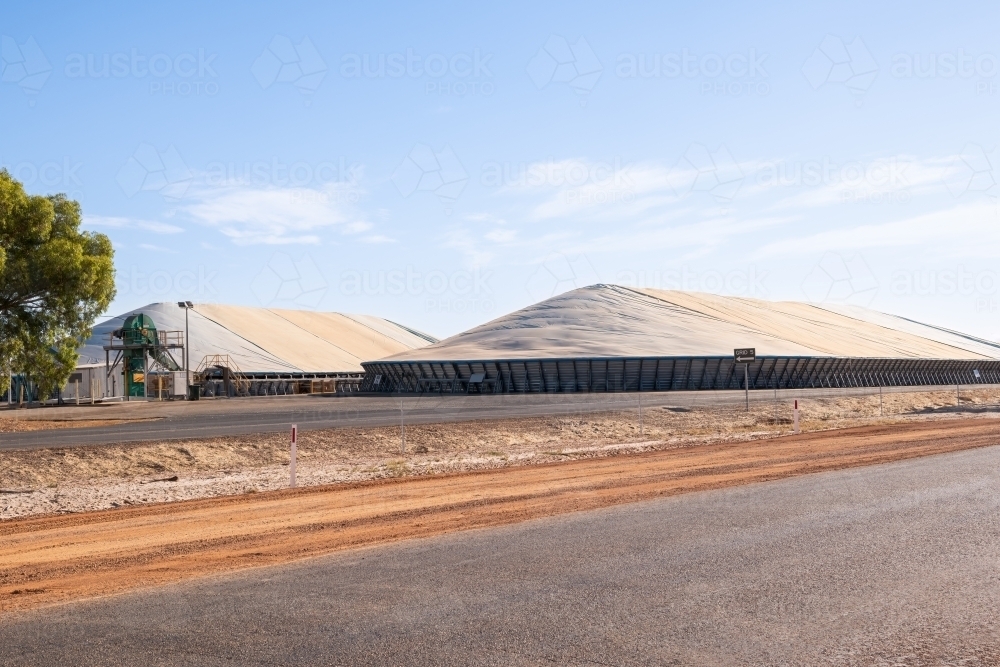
[3,444,999,665]
[0,384,970,450]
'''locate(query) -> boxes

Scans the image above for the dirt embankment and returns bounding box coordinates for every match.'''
[2,417,1000,615]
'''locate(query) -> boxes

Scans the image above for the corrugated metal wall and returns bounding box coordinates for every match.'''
[360,357,1000,394]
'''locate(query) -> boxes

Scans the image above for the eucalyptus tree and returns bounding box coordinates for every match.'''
[0,169,115,399]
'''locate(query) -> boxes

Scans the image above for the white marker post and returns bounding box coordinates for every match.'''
[793,399,800,434]
[638,393,643,437]
[290,424,297,488]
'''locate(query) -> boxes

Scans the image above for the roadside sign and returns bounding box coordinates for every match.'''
[735,348,755,411]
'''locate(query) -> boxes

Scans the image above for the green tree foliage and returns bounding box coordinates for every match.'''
[0,169,115,399]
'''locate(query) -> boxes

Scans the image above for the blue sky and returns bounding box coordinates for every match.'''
[3,1,1000,341]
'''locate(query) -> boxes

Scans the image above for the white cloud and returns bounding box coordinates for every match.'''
[181,182,370,245]
[495,153,960,230]
[480,156,801,257]
[138,243,175,253]
[480,151,1000,265]
[487,158,679,224]
[553,213,799,258]
[444,226,496,268]
[485,228,517,242]
[342,221,373,235]
[754,154,950,212]
[754,200,1000,258]
[84,214,184,234]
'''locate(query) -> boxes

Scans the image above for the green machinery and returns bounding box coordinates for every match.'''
[104,313,184,399]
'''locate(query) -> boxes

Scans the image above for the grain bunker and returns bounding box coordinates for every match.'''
[361,284,1000,394]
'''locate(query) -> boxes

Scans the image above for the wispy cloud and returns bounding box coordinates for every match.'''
[550,213,799,258]
[485,228,517,242]
[485,158,678,224]
[138,242,176,253]
[479,150,1000,266]
[181,182,372,245]
[752,154,952,212]
[444,226,496,268]
[342,221,373,235]
[754,200,1000,258]
[84,215,184,234]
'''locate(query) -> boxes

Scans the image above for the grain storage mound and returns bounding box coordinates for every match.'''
[77,302,436,375]
[361,285,1000,394]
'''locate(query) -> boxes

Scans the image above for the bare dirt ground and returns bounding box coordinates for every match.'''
[2,388,999,519]
[2,416,1000,615]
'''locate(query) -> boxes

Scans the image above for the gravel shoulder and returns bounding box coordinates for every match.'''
[2,416,999,615]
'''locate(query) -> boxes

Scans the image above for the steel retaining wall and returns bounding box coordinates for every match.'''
[360,357,1000,394]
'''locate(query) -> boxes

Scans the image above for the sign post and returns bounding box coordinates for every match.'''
[734,348,756,412]
[290,424,297,488]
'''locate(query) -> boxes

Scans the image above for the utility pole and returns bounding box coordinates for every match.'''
[178,301,193,399]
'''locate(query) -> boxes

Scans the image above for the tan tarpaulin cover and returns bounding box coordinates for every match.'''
[382,284,1000,362]
[79,303,436,373]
